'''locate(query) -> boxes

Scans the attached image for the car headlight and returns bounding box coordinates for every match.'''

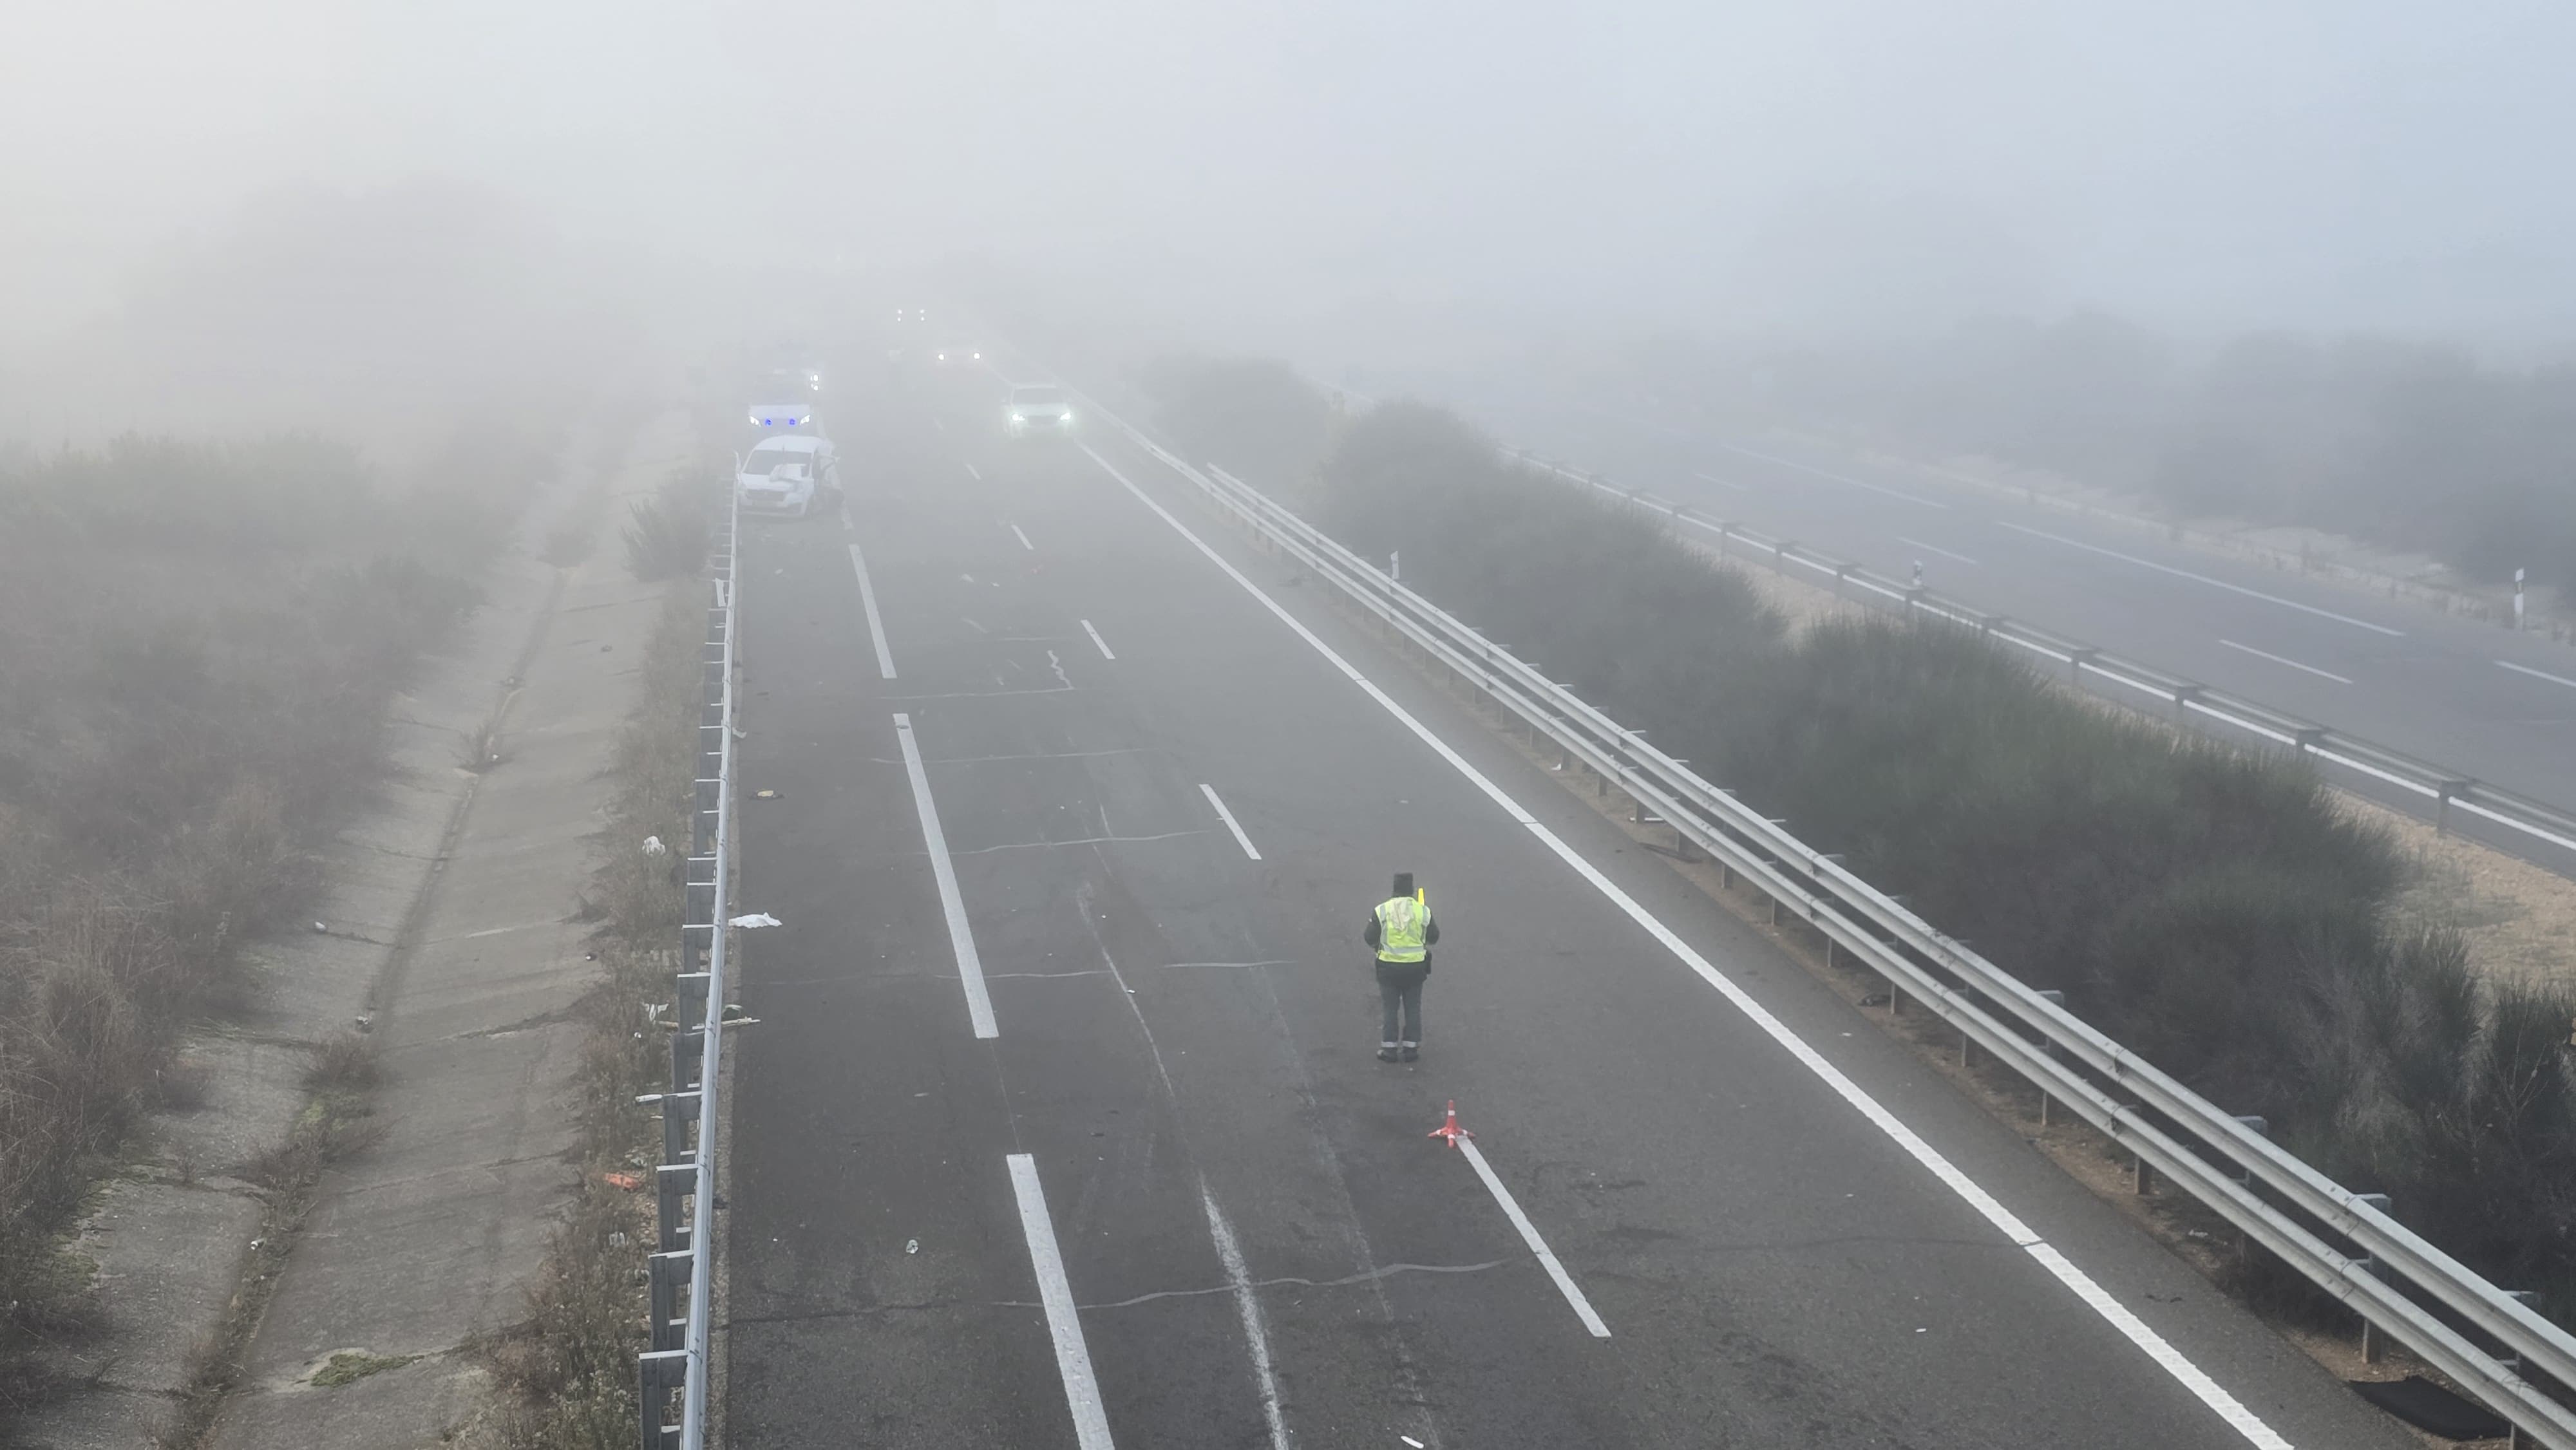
[1061,410,1074,424]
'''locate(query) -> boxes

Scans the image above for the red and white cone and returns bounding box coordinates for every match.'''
[1426,1099,1473,1148]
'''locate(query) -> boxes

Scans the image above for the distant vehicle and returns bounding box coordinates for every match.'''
[893,307,927,323]
[746,402,814,429]
[1005,383,1073,438]
[934,337,982,365]
[735,433,841,519]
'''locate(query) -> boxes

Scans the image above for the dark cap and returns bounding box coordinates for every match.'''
[1390,871,1414,898]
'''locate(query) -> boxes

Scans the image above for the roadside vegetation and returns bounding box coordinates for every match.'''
[1137,354,1342,493]
[1144,359,2576,1317]
[621,464,713,582]
[472,484,710,1449]
[0,429,542,1404]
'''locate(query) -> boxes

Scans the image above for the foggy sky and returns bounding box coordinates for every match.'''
[8,0,2574,348]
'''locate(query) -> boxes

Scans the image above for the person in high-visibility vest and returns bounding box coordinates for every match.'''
[1364,872,1439,1062]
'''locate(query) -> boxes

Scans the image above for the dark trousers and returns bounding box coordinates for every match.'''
[1376,961,1429,1046]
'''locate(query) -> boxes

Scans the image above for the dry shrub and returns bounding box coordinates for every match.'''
[623,464,717,583]
[0,429,524,1346]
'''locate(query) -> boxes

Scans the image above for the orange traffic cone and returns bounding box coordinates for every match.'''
[1426,1099,1473,1147]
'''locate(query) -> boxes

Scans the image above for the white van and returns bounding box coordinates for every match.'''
[735,433,842,518]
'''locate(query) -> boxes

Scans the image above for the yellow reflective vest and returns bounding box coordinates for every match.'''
[1373,897,1431,963]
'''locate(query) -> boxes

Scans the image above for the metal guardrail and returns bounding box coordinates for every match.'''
[638,480,740,1448]
[1067,395,2576,1447]
[1506,453,2576,865]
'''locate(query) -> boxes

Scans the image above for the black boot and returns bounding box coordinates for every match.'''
[1378,1046,1400,1062]
[1399,1042,1419,1062]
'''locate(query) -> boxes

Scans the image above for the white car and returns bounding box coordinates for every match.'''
[736,435,841,518]
[1005,383,1074,438]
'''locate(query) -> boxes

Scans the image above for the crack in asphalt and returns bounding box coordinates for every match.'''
[1075,1259,1516,1311]
[721,1260,1515,1328]
[949,830,1210,855]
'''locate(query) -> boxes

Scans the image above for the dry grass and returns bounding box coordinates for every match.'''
[622,463,716,583]
[0,428,540,1378]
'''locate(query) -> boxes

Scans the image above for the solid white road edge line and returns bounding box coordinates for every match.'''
[1455,1136,1613,1338]
[1199,783,1262,860]
[1200,1183,1294,1450]
[1012,523,1036,551]
[1081,619,1117,660]
[1079,439,2295,1449]
[893,713,999,1039]
[2497,658,2576,692]
[1007,1153,1117,1450]
[1895,534,1980,567]
[846,542,899,679]
[2218,639,2353,684]
[1714,442,1951,509]
[1689,469,1749,491]
[1996,521,2404,637]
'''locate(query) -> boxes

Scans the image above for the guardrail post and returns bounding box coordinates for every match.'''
[2499,1289,2539,1373]
[2067,646,2096,683]
[650,1249,694,1352]
[674,971,710,1031]
[2435,780,2472,834]
[2034,990,2065,1124]
[2229,1116,2270,1182]
[2353,1256,2384,1362]
[2132,1153,2154,1195]
[691,775,719,855]
[2172,683,2205,724]
[641,1089,699,1167]
[657,1162,695,1255]
[638,1347,687,1447]
[1774,540,1795,575]
[668,1027,702,1096]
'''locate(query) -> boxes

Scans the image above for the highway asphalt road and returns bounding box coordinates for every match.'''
[715,355,2423,1448]
[1344,368,2576,871]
